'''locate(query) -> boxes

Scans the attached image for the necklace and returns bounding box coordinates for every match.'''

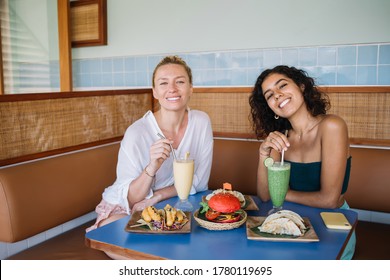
[295,118,323,140]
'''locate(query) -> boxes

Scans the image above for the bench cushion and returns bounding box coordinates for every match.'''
[0,144,119,243]
[209,139,390,213]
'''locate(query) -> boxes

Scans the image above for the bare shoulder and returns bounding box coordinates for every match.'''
[319,114,348,132]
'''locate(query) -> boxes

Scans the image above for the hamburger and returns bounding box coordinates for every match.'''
[200,192,244,223]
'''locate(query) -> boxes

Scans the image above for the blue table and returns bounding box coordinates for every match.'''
[85,191,357,260]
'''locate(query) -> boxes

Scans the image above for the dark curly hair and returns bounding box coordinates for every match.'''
[249,65,330,138]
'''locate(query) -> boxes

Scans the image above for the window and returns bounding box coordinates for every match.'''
[0,0,60,94]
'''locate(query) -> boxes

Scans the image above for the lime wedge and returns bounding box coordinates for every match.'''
[264,157,274,168]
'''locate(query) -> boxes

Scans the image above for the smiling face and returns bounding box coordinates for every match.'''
[261,73,305,118]
[152,63,193,112]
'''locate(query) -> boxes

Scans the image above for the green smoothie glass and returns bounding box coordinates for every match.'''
[267,162,290,215]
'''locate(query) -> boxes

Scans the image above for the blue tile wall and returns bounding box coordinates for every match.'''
[72,43,390,88]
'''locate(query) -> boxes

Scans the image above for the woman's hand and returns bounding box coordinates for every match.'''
[259,131,290,157]
[131,193,162,213]
[147,138,173,176]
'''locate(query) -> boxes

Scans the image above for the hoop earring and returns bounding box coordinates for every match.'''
[274,115,279,120]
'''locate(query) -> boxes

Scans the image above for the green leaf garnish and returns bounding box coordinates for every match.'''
[199,201,209,213]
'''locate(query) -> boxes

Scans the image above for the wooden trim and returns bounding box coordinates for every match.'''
[70,0,107,48]
[57,0,73,92]
[322,86,390,93]
[0,85,388,102]
[193,87,253,93]
[0,88,152,102]
[0,23,4,95]
[193,86,390,93]
[214,133,390,147]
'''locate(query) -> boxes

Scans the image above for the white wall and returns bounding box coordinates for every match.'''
[73,0,390,58]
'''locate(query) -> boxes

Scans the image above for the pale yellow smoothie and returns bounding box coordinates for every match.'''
[173,158,194,200]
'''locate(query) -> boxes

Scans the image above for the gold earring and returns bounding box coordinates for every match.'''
[274,115,279,120]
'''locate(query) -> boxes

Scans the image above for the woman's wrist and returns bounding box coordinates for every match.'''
[259,152,270,158]
[144,165,155,177]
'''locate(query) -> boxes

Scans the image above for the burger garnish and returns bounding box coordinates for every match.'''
[200,193,244,223]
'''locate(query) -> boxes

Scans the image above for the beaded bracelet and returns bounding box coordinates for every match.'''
[144,166,155,177]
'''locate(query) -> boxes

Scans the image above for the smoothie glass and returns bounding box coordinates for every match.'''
[173,158,194,211]
[267,162,290,215]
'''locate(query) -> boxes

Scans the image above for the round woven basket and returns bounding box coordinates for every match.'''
[193,209,247,231]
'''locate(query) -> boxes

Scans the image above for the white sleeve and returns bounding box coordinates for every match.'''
[102,121,152,213]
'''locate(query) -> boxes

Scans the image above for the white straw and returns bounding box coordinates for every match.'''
[157,133,177,160]
[281,130,288,165]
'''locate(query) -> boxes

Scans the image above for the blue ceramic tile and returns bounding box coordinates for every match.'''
[379,44,390,64]
[263,49,281,67]
[192,69,202,85]
[135,56,148,72]
[299,48,317,66]
[216,52,232,69]
[248,50,263,68]
[337,66,356,85]
[187,53,215,70]
[147,55,163,72]
[337,46,357,65]
[248,68,263,85]
[124,72,136,87]
[89,59,101,73]
[231,68,247,85]
[196,69,216,86]
[79,73,91,87]
[135,71,148,87]
[318,47,336,66]
[317,66,336,85]
[101,72,113,87]
[113,72,124,87]
[113,57,124,72]
[91,73,103,87]
[301,67,319,83]
[124,57,136,72]
[216,69,232,86]
[358,45,378,65]
[205,69,218,86]
[72,60,81,74]
[102,58,113,73]
[80,60,91,73]
[357,66,377,85]
[231,51,248,68]
[282,48,299,66]
[378,65,390,85]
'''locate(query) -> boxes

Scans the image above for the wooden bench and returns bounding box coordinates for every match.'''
[1,138,389,259]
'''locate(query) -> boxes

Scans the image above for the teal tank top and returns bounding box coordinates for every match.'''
[286,157,351,194]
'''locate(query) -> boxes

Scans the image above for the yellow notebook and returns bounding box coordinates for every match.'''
[320,212,352,230]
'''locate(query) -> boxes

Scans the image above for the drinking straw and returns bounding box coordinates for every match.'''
[157,133,177,160]
[184,152,190,160]
[281,130,288,165]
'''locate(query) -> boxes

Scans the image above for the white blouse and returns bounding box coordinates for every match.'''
[102,109,214,214]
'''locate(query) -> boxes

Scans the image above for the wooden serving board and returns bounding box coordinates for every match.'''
[246,216,319,242]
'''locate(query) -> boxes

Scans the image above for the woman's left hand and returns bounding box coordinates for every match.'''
[130,193,162,213]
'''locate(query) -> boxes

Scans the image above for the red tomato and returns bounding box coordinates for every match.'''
[205,210,221,221]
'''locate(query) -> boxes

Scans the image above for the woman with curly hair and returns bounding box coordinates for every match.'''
[249,65,355,259]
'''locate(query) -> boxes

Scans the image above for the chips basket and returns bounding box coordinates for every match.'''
[193,209,247,231]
